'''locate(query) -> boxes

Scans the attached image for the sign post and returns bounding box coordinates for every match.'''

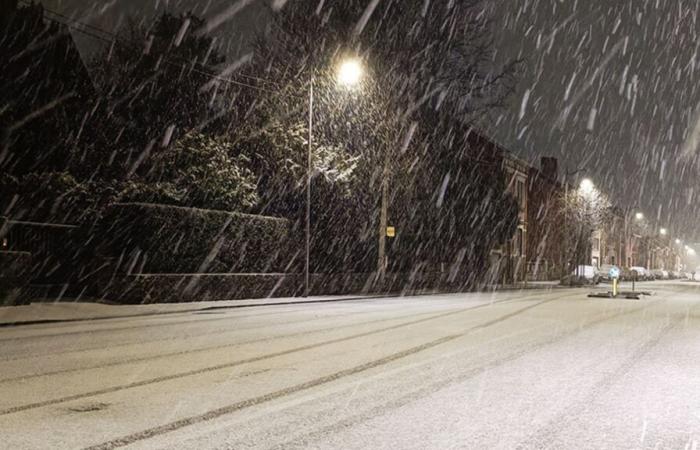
[609,266,621,297]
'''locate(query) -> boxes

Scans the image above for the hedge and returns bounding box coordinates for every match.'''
[97,203,298,275]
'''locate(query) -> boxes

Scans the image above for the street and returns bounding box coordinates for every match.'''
[1,282,699,449]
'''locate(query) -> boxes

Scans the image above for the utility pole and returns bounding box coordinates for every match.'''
[377,148,390,284]
[305,81,313,298]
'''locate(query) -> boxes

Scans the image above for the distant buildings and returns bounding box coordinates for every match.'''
[473,131,683,284]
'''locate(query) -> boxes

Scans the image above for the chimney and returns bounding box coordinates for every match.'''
[540,157,558,182]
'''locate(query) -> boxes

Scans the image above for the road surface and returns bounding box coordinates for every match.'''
[0,281,699,449]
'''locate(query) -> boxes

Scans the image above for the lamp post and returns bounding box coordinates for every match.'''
[577,178,596,275]
[304,58,364,297]
[562,168,585,279]
[625,210,644,267]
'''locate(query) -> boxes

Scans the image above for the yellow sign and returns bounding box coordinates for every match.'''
[386,226,396,238]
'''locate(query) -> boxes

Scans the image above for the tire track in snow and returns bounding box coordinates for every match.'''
[0,306,407,362]
[515,299,696,449]
[0,300,390,342]
[0,293,544,362]
[0,301,441,362]
[0,308,445,383]
[261,297,670,450]
[0,293,563,417]
[0,290,547,358]
[83,295,623,449]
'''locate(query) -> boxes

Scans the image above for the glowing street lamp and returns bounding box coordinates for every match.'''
[337,59,363,86]
[333,58,390,281]
[304,58,365,296]
[635,212,644,220]
[676,238,682,245]
[579,178,595,196]
[660,228,668,236]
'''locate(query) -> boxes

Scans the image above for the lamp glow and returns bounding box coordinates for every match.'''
[337,59,363,86]
[579,178,594,195]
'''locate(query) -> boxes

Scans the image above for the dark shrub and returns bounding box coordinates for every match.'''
[98,203,299,275]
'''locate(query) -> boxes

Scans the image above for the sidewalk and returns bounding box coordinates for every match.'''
[0,294,387,327]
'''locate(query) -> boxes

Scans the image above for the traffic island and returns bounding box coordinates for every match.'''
[587,266,652,300]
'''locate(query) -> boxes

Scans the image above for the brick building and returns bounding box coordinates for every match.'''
[464,130,531,285]
[501,153,530,283]
[526,157,565,280]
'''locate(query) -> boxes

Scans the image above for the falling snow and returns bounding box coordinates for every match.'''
[2,0,700,448]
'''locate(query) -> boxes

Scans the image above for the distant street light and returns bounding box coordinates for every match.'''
[660,228,668,236]
[635,212,644,220]
[305,57,364,297]
[675,238,682,244]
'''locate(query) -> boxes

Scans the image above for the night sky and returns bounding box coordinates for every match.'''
[46,0,700,240]
[493,0,700,243]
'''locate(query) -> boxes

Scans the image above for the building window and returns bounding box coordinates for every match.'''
[592,237,600,252]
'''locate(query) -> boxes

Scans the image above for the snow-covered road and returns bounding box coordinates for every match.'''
[1,282,699,449]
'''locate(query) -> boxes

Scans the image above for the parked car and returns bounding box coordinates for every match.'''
[596,264,616,282]
[651,269,669,280]
[619,266,635,281]
[562,265,600,285]
[630,266,653,281]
